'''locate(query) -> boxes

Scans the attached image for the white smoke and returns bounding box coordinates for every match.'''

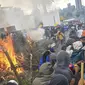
[28,29,45,41]
[0,0,67,30]
[0,0,67,15]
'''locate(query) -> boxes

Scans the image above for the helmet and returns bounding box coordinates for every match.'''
[7,80,18,85]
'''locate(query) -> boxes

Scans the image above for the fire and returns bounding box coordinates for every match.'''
[0,35,24,74]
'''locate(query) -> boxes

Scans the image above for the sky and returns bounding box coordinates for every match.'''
[0,0,85,14]
[58,0,85,8]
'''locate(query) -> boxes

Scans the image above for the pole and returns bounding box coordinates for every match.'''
[30,53,33,83]
[2,48,22,85]
[81,62,84,85]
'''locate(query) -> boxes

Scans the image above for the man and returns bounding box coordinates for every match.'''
[32,62,53,85]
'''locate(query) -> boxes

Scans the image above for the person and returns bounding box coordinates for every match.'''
[69,28,79,41]
[38,50,51,69]
[80,30,85,46]
[32,62,53,85]
[57,31,64,45]
[70,41,83,64]
[6,80,18,85]
[1,33,6,40]
[63,25,68,32]
[49,74,69,85]
[61,38,75,51]
[45,29,50,39]
[77,29,83,38]
[48,47,57,66]
[49,51,56,66]
[53,51,74,84]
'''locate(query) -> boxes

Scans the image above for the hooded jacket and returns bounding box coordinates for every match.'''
[53,51,74,83]
[49,74,69,85]
[32,62,53,85]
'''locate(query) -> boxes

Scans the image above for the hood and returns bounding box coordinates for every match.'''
[39,62,53,75]
[56,50,70,67]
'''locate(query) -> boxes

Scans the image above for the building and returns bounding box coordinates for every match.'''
[42,10,60,26]
[0,6,36,30]
[75,0,82,11]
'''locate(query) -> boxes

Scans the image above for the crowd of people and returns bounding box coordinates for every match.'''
[44,26,65,46]
[1,23,85,85]
[32,23,85,85]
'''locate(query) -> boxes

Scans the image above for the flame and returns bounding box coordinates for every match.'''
[0,35,24,74]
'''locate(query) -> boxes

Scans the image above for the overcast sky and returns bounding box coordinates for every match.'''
[0,0,85,14]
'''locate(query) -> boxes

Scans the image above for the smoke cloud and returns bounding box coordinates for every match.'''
[28,29,45,41]
[0,0,69,14]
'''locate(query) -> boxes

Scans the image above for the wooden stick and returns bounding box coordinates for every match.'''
[81,62,84,85]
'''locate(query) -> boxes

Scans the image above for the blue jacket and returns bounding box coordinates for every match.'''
[38,56,50,69]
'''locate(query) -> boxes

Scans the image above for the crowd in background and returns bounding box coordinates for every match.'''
[32,22,85,85]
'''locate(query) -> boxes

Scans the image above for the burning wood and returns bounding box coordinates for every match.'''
[0,35,24,74]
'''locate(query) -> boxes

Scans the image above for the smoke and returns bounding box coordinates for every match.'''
[0,0,67,14]
[0,0,69,30]
[28,29,45,41]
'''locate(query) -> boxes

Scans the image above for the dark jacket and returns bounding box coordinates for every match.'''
[53,51,74,83]
[49,74,69,85]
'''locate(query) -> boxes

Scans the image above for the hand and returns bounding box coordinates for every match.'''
[70,78,75,85]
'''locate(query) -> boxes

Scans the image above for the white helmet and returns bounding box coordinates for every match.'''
[7,80,18,85]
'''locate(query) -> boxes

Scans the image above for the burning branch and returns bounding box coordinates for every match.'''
[1,46,23,85]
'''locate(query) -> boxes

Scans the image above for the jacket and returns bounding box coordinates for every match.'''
[53,51,74,83]
[33,62,53,85]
